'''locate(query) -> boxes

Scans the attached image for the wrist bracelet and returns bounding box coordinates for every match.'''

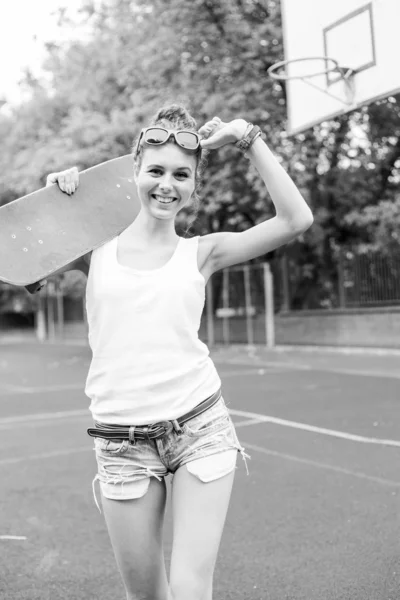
[235,125,262,154]
[243,130,262,157]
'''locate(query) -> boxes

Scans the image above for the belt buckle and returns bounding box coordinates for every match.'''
[155,420,174,436]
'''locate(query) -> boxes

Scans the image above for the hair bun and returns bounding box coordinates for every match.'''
[151,103,197,130]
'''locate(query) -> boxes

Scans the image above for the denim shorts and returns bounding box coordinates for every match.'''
[91,395,250,513]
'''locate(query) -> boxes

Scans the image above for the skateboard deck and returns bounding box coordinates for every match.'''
[0,154,140,293]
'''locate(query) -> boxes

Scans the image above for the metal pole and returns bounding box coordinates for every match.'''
[56,278,64,339]
[243,264,254,346]
[36,294,46,342]
[47,281,56,341]
[281,254,290,312]
[338,247,346,308]
[263,263,275,348]
[206,280,214,347]
[222,269,230,345]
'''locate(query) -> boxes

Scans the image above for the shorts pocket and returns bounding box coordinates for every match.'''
[94,437,130,455]
[183,399,231,438]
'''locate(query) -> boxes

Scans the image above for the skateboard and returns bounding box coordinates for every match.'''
[0,154,140,294]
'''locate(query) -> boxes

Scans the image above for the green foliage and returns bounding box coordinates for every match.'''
[1,0,399,310]
[345,195,400,255]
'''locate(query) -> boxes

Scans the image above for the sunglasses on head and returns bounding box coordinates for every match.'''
[135,127,201,157]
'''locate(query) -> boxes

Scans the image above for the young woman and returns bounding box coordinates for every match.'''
[46,104,313,600]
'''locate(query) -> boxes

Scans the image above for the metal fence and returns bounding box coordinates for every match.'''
[199,262,274,347]
[276,247,400,311]
[340,249,400,307]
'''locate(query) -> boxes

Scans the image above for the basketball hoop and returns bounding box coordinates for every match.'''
[268,56,356,106]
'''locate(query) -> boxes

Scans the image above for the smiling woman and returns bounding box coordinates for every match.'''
[43,101,313,600]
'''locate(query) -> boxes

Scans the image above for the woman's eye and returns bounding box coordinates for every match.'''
[175,172,188,179]
[149,168,162,175]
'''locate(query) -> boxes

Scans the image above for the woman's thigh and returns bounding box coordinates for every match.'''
[165,396,248,599]
[92,436,170,599]
[169,465,236,600]
[101,477,170,600]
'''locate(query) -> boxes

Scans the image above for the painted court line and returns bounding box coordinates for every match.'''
[0,535,27,541]
[230,408,400,448]
[24,383,84,393]
[220,368,285,377]
[241,441,400,488]
[224,358,400,380]
[219,358,311,371]
[0,446,91,466]
[0,383,84,395]
[0,409,88,428]
[234,418,266,427]
[318,366,400,380]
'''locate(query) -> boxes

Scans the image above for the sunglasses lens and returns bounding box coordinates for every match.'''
[143,128,169,144]
[175,131,199,149]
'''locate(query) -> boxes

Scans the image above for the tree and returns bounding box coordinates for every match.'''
[1,0,399,311]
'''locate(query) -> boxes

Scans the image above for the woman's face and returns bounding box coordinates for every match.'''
[135,144,197,219]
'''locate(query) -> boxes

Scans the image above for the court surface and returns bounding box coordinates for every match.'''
[1,340,399,600]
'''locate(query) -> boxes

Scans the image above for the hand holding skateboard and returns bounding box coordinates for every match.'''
[0,155,140,293]
[46,166,80,195]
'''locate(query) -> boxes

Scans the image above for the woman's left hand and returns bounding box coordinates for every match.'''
[198,117,248,150]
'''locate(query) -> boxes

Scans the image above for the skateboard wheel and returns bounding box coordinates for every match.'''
[38,240,43,244]
[23,248,28,252]
[11,234,16,239]
[116,184,121,188]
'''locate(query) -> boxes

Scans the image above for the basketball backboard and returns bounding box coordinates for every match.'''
[277,0,400,134]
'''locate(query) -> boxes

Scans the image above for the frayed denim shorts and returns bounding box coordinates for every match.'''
[91,395,250,513]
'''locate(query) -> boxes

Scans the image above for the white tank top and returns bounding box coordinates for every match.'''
[84,234,221,425]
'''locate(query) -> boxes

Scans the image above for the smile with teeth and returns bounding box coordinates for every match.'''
[152,194,177,204]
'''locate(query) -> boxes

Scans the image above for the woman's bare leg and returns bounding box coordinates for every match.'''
[100,477,169,600]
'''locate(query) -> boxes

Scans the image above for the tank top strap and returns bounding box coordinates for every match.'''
[170,235,200,270]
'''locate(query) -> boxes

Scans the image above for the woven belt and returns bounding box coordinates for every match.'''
[87,387,222,442]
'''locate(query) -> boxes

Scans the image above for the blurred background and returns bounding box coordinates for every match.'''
[1,0,399,349]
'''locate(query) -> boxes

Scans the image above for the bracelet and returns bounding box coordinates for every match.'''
[243,130,262,157]
[235,124,262,154]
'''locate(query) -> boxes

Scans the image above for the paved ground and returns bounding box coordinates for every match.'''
[1,340,400,600]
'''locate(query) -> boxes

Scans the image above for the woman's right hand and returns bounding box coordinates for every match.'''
[46,167,79,195]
